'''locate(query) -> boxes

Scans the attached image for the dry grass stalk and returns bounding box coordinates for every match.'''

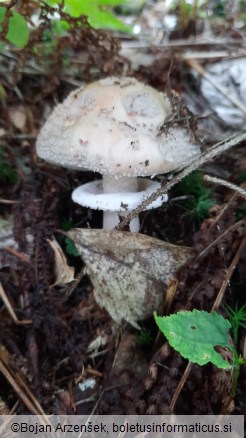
[204,175,246,199]
[0,283,32,325]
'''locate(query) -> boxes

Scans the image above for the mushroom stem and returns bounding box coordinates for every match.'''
[102,175,139,194]
[103,211,140,232]
[102,175,140,232]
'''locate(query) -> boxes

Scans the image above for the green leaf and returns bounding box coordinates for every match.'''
[6,10,30,48]
[154,309,232,369]
[99,0,128,5]
[88,8,131,31]
[0,5,6,31]
[65,237,79,257]
[63,0,91,18]
[52,19,70,35]
[0,6,5,21]
[44,0,63,5]
[64,0,131,31]
[43,0,132,32]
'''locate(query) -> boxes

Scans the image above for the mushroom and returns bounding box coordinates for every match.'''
[36,77,201,231]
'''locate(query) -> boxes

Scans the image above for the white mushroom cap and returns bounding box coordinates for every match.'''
[36,76,200,177]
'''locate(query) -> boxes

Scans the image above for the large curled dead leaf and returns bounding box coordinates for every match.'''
[68,229,192,327]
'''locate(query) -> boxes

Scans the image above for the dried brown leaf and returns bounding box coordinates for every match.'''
[47,238,75,286]
[68,229,192,327]
[8,105,27,131]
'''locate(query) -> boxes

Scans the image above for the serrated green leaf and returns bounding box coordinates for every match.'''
[6,11,30,48]
[154,310,232,369]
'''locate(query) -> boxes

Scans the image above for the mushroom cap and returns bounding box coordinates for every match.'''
[36,76,200,177]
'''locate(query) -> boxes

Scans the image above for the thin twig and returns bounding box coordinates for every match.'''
[0,199,18,204]
[0,283,32,325]
[208,192,239,228]
[1,245,30,263]
[0,362,35,415]
[182,51,246,60]
[197,220,244,260]
[170,362,192,412]
[116,132,246,230]
[204,175,246,198]
[121,39,246,49]
[212,237,246,310]
[0,349,44,415]
[0,344,55,435]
